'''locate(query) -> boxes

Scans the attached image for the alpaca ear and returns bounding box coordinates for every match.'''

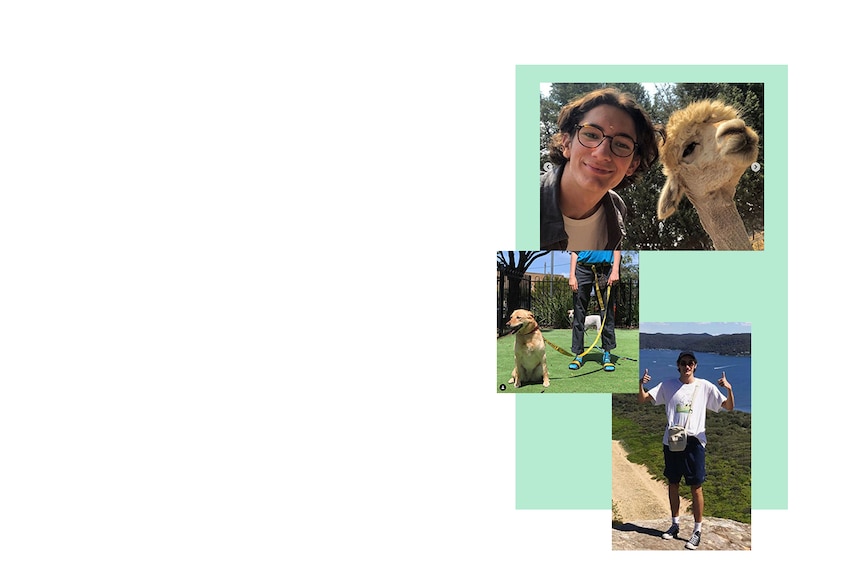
[658,176,684,220]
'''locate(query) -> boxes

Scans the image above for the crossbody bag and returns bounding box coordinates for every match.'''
[667,383,700,452]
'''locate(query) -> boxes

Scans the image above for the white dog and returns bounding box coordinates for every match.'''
[584,314,602,331]
[568,311,602,331]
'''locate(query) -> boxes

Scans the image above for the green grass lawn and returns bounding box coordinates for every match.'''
[497,327,639,393]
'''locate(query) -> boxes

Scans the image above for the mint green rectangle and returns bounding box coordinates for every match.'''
[514,65,788,510]
[516,394,610,509]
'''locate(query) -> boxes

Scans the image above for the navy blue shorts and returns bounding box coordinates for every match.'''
[663,436,706,486]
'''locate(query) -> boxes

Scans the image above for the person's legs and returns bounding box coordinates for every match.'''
[685,493,703,551]
[570,265,592,357]
[661,446,684,540]
[683,442,707,550]
[668,483,681,517]
[683,440,706,522]
[690,484,703,523]
[570,290,587,356]
[661,483,682,539]
[600,280,617,370]
[600,282,617,352]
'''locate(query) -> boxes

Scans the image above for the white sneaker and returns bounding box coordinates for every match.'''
[685,530,701,550]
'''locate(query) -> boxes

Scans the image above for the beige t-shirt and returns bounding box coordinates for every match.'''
[563,203,607,250]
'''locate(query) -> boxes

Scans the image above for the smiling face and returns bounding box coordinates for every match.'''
[562,105,641,198]
[677,355,697,378]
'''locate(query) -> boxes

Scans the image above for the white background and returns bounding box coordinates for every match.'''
[0,1,849,572]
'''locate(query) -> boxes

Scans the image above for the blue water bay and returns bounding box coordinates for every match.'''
[639,348,752,413]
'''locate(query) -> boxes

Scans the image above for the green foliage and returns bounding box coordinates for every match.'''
[612,394,751,524]
[530,275,571,328]
[540,83,765,250]
[618,251,638,280]
[529,275,639,329]
[530,250,639,329]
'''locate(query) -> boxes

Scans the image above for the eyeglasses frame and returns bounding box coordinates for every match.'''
[574,124,639,158]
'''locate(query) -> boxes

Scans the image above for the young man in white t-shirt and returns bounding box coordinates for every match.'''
[637,351,735,550]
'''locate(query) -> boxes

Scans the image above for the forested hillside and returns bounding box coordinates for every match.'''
[639,332,751,357]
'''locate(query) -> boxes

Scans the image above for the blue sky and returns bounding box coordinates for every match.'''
[524,251,639,276]
[640,322,751,335]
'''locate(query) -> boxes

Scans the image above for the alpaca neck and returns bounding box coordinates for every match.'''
[688,184,752,251]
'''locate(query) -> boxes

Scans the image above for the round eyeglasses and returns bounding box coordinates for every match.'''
[575,124,638,158]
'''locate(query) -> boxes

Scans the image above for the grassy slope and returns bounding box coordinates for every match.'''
[612,393,751,524]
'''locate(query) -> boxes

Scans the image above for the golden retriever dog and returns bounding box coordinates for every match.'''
[505,309,549,388]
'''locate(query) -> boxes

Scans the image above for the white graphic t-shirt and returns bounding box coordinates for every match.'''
[563,203,607,250]
[647,377,727,447]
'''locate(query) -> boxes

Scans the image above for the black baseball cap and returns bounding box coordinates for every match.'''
[677,351,697,363]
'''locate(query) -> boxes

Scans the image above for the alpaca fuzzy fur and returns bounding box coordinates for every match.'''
[657,100,760,250]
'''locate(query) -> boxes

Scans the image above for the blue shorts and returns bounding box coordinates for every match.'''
[663,436,706,486]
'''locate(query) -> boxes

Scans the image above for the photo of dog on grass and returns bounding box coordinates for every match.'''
[497,250,640,394]
[503,309,550,389]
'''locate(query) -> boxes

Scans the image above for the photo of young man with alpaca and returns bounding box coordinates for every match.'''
[539,82,765,251]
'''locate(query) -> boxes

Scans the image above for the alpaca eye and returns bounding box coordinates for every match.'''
[682,142,698,157]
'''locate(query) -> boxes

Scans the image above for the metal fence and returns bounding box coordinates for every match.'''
[497,265,639,336]
[497,265,532,335]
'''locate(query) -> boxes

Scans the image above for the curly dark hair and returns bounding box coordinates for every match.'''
[548,87,660,190]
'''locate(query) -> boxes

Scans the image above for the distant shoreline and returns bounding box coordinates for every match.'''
[640,332,751,358]
[640,347,751,358]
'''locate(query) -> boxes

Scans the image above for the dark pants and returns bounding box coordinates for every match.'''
[571,263,616,354]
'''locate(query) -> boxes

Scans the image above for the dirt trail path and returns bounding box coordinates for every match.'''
[611,440,690,523]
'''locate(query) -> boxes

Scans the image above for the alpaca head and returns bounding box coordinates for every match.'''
[657,100,759,220]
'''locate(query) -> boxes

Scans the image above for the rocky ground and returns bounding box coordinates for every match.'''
[611,440,751,551]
